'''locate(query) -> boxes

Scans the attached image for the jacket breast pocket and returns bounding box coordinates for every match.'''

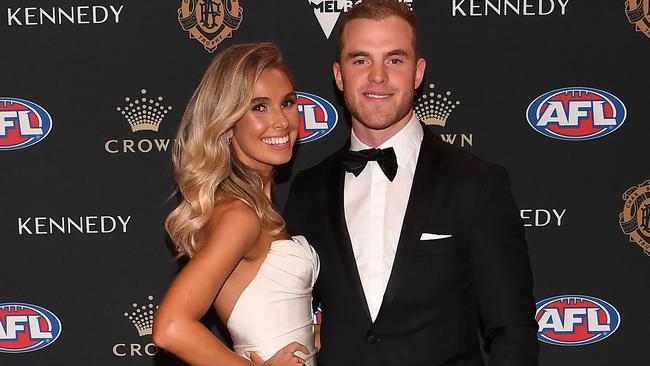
[412,237,457,257]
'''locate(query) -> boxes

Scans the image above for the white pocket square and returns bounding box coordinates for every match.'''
[420,233,452,241]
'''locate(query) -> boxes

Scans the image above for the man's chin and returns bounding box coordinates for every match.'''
[354,111,406,131]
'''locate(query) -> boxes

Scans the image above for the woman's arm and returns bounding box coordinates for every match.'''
[152,200,260,366]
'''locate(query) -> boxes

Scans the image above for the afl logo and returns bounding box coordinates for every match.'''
[0,97,52,151]
[0,303,62,353]
[526,87,626,141]
[296,92,338,144]
[536,295,620,346]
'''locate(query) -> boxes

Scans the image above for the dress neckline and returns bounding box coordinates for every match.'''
[270,235,304,246]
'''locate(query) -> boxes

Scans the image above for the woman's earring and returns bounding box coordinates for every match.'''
[227,136,232,145]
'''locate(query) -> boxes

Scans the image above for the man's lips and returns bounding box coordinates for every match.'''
[363,92,393,100]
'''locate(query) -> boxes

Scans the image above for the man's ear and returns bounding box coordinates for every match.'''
[333,62,344,92]
[414,57,426,89]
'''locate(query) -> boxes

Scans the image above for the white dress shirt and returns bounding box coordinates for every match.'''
[344,113,423,321]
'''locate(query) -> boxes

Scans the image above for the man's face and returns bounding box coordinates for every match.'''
[334,16,425,133]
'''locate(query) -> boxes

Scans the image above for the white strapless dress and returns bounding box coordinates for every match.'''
[227,235,319,366]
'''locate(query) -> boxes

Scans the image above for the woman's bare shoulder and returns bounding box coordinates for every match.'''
[199,197,261,254]
[211,197,259,224]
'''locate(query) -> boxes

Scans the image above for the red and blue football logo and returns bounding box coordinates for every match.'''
[296,92,338,144]
[526,87,626,141]
[535,295,620,346]
[0,97,53,151]
[0,303,62,353]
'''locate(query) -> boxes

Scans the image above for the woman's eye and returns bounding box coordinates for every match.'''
[252,104,267,112]
[282,99,296,108]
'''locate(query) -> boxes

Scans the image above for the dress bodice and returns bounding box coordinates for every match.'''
[227,235,319,365]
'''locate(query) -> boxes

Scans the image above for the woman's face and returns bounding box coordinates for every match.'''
[230,67,299,174]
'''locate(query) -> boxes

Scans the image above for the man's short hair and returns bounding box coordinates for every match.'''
[336,0,419,62]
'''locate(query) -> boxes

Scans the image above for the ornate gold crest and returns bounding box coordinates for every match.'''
[625,0,650,39]
[178,0,243,53]
[619,180,650,256]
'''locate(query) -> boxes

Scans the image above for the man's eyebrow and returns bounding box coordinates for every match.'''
[344,50,409,59]
[386,49,409,57]
[345,51,370,59]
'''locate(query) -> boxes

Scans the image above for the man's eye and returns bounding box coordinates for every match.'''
[352,59,367,65]
[388,58,402,64]
[252,104,267,112]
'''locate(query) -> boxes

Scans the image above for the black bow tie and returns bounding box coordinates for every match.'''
[338,147,398,181]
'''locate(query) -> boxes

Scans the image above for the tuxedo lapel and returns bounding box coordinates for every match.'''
[326,154,373,322]
[377,126,442,319]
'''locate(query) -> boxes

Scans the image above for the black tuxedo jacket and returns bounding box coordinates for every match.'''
[285,126,538,366]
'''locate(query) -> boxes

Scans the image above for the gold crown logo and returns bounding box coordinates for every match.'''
[116,89,172,132]
[414,84,461,127]
[123,295,159,337]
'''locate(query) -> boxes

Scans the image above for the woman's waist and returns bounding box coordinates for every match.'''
[233,323,317,364]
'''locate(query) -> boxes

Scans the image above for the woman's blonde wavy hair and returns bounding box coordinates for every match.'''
[166,42,292,257]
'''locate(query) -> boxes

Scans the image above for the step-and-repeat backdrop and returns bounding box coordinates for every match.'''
[2,1,648,365]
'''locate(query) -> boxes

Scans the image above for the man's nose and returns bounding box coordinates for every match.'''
[368,63,388,84]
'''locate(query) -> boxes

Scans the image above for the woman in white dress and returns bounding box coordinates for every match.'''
[153,42,319,366]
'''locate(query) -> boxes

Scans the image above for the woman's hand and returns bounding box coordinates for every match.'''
[248,342,310,365]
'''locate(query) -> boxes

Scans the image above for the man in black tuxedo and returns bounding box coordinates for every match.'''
[285,1,538,365]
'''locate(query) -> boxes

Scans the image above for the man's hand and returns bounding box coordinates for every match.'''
[314,324,321,351]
